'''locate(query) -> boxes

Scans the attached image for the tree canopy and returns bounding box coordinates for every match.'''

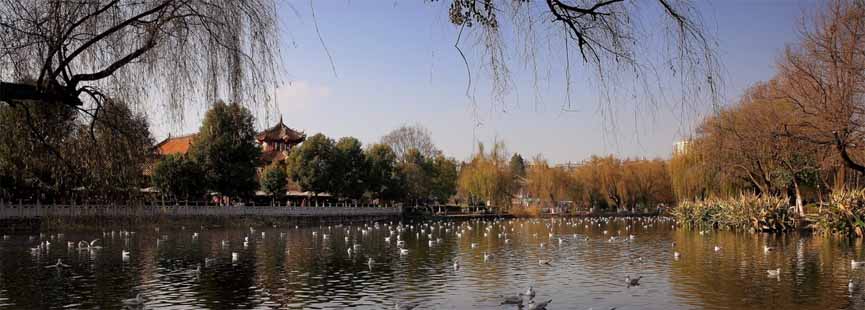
[189,101,261,199]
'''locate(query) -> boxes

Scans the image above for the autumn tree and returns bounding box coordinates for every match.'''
[526,156,580,209]
[777,0,865,177]
[458,141,513,210]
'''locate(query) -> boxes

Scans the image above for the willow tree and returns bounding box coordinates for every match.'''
[0,0,279,136]
[458,141,513,210]
[442,0,720,111]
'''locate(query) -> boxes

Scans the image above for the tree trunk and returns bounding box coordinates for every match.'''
[792,178,803,217]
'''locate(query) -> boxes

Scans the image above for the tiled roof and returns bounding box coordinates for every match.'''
[154,134,196,156]
[256,116,305,143]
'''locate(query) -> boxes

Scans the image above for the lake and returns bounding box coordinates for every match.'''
[0,217,862,309]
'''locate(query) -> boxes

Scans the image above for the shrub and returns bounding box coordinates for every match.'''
[672,194,793,232]
[816,189,865,237]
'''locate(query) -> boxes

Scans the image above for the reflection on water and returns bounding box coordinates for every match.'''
[1,217,864,309]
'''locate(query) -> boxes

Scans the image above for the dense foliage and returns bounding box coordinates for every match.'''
[188,101,262,200]
[0,98,153,202]
[151,155,207,202]
[672,195,793,232]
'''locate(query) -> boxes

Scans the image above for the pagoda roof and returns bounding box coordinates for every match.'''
[256,116,306,143]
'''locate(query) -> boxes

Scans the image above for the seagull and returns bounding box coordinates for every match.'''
[368,257,374,266]
[470,243,478,248]
[500,294,522,305]
[850,279,858,294]
[766,268,781,277]
[232,252,239,262]
[122,293,146,307]
[713,245,721,252]
[852,260,865,268]
[625,275,642,286]
[399,248,409,255]
[674,252,681,259]
[122,250,130,259]
[527,299,552,310]
[46,258,70,269]
[483,252,491,261]
[521,286,535,298]
[538,259,551,266]
[763,245,775,253]
[453,260,460,270]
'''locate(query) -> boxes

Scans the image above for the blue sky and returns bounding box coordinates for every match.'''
[148,0,818,164]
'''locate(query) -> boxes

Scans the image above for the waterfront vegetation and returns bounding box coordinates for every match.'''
[665,1,865,236]
[672,195,793,232]
[3,0,865,240]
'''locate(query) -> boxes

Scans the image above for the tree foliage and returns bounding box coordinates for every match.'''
[260,163,288,202]
[365,143,405,202]
[286,133,337,196]
[334,137,368,199]
[75,101,154,199]
[151,154,207,202]
[458,141,513,209]
[189,101,261,199]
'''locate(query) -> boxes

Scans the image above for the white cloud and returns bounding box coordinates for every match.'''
[275,80,330,112]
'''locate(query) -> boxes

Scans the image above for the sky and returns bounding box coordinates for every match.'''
[148,0,819,164]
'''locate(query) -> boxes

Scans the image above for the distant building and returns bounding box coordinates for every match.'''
[153,116,306,166]
[255,116,307,163]
[154,133,196,156]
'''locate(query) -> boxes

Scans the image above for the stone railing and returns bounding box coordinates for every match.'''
[0,203,402,219]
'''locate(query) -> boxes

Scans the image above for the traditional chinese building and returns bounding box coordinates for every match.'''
[153,116,306,166]
[256,116,306,164]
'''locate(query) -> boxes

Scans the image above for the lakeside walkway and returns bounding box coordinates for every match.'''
[0,204,402,219]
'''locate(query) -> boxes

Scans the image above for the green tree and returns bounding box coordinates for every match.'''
[430,154,458,204]
[151,155,207,202]
[400,148,433,204]
[188,101,261,202]
[286,133,337,196]
[510,153,527,178]
[334,137,368,200]
[75,101,154,200]
[260,163,288,204]
[365,143,405,202]
[0,95,79,200]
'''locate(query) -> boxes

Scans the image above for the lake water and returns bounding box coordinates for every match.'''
[0,217,863,309]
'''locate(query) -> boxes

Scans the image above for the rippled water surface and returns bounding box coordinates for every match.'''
[1,217,865,309]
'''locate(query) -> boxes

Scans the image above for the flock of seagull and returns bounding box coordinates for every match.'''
[6,215,865,309]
